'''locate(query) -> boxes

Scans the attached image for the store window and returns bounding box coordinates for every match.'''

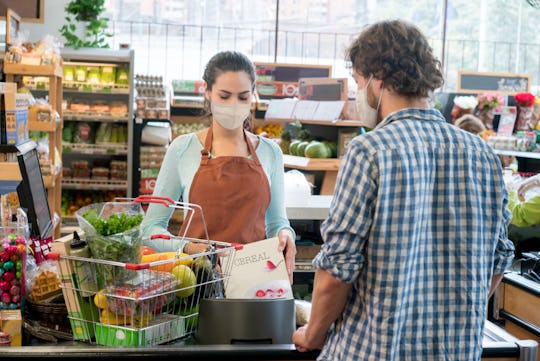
[104,0,540,92]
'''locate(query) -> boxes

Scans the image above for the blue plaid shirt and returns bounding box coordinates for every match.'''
[314,108,515,361]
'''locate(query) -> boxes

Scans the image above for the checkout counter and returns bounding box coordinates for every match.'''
[1,320,537,360]
[5,197,537,360]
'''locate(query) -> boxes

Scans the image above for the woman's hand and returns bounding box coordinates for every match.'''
[184,242,209,255]
[278,228,296,284]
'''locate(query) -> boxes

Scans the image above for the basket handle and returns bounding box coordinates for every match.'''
[131,195,176,207]
[150,233,170,240]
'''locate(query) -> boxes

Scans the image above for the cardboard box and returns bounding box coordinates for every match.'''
[95,314,185,346]
[0,82,28,145]
[51,233,99,340]
[0,309,22,346]
[221,237,293,299]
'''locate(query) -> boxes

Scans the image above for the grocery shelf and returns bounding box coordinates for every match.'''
[63,84,130,95]
[62,178,128,190]
[3,61,63,78]
[43,167,61,188]
[283,154,341,171]
[22,84,130,95]
[493,149,540,160]
[63,112,130,123]
[264,118,364,127]
[0,162,21,180]
[28,118,62,132]
[62,142,128,155]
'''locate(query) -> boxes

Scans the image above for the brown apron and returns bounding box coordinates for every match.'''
[179,124,271,244]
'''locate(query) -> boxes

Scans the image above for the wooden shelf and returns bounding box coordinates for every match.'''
[43,167,61,188]
[28,119,62,132]
[3,62,63,78]
[0,162,22,181]
[4,59,64,239]
[283,154,341,171]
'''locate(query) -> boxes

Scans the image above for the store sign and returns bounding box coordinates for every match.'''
[457,71,530,95]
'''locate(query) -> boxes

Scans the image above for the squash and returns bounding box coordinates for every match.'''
[140,251,192,272]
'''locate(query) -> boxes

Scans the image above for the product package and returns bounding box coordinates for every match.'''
[221,237,292,299]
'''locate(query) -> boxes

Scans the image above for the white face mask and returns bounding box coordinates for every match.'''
[355,75,382,129]
[211,102,251,130]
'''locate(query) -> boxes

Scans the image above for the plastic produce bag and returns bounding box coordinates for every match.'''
[75,202,145,286]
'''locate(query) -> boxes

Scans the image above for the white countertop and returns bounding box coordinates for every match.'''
[285,195,332,220]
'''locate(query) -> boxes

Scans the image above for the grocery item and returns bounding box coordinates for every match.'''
[304,140,332,158]
[75,66,87,82]
[100,270,177,315]
[0,228,26,309]
[86,67,100,84]
[140,251,192,272]
[30,268,61,302]
[75,202,145,285]
[72,122,94,144]
[63,66,75,82]
[70,231,98,297]
[116,67,129,85]
[100,66,116,84]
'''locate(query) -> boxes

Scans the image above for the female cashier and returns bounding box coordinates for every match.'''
[140,51,296,282]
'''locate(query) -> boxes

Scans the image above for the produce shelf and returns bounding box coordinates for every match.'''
[63,111,130,123]
[62,142,128,155]
[62,178,128,190]
[283,154,341,171]
[264,118,364,127]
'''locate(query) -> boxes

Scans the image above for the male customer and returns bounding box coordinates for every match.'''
[292,19,515,361]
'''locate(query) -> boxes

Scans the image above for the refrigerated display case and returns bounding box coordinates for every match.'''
[52,48,135,221]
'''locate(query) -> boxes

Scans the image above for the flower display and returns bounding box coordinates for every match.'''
[453,95,478,110]
[514,92,536,107]
[477,92,504,111]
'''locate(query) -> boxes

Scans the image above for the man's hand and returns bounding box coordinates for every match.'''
[293,324,325,352]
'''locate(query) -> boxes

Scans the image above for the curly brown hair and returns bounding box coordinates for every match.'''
[346,19,444,98]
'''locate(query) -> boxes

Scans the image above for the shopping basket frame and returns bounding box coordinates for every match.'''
[49,195,241,347]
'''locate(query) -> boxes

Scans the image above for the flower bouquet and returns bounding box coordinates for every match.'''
[477,92,504,111]
[476,92,504,130]
[514,92,536,131]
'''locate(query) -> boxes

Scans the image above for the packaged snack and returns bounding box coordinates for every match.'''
[73,122,94,144]
[101,270,177,315]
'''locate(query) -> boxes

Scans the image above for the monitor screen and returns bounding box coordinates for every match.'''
[17,147,52,239]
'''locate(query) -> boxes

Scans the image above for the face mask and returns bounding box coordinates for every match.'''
[355,75,383,129]
[211,102,252,130]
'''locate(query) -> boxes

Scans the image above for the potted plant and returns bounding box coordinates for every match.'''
[59,0,112,49]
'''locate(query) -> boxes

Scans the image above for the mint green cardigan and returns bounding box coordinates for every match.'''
[140,132,295,252]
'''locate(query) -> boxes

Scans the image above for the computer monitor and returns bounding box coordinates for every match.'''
[16,142,53,239]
